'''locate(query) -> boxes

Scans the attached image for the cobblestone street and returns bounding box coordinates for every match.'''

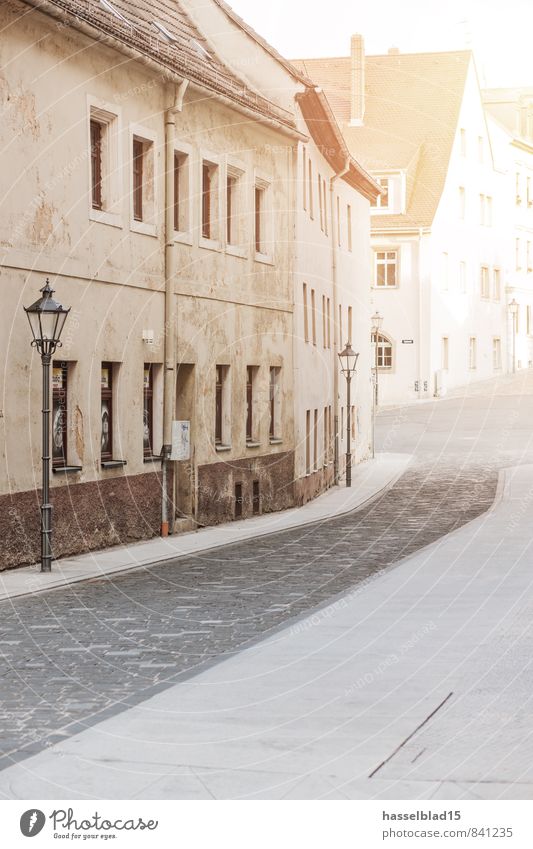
[1,372,532,768]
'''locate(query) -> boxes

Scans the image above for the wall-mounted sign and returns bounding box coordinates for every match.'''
[402,339,414,344]
[170,420,190,461]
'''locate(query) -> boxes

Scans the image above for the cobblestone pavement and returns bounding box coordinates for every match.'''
[2,374,532,766]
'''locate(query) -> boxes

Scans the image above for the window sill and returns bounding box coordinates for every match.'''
[215,444,231,452]
[174,231,193,246]
[269,437,283,445]
[130,220,157,238]
[89,208,122,229]
[101,460,127,469]
[225,244,247,259]
[254,251,274,266]
[246,441,261,449]
[372,284,398,290]
[53,465,82,474]
[200,237,222,252]
[144,455,161,463]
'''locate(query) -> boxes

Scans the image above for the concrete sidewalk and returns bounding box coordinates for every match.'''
[2,460,533,800]
[0,452,410,602]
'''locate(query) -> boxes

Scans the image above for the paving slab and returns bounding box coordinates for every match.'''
[1,461,532,799]
[0,452,409,602]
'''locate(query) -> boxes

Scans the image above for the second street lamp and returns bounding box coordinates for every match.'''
[371,310,383,459]
[24,279,70,573]
[338,342,359,487]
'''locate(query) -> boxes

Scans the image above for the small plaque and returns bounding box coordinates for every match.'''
[402,339,414,344]
[170,420,190,461]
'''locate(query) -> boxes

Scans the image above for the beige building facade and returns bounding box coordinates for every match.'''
[1,0,376,570]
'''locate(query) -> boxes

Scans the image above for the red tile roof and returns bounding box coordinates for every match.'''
[293,51,472,227]
[21,0,297,131]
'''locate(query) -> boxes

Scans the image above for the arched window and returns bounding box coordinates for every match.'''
[371,332,393,369]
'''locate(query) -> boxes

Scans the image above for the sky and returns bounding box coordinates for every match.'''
[226,0,532,88]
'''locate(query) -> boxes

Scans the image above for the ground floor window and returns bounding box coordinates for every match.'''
[371,332,393,368]
[101,362,113,460]
[52,362,68,467]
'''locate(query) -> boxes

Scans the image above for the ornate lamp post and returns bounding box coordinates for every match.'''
[371,310,383,459]
[24,280,70,572]
[338,342,359,487]
[508,298,518,374]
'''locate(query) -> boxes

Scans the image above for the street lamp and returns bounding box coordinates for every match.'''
[338,341,359,487]
[24,280,70,572]
[509,298,518,375]
[371,310,383,459]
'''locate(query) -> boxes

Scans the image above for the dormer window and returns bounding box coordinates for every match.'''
[371,177,389,209]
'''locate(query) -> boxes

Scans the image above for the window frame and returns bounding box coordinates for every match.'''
[173,140,193,244]
[129,123,157,236]
[200,151,222,251]
[101,362,114,462]
[87,97,122,228]
[371,332,393,370]
[374,248,399,288]
[254,172,273,263]
[143,364,154,458]
[52,361,69,468]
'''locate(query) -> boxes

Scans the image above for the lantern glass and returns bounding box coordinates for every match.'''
[338,342,359,376]
[371,311,383,333]
[24,280,70,355]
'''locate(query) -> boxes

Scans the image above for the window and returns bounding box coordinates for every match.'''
[323,406,328,465]
[375,250,397,287]
[370,177,389,209]
[527,176,532,206]
[143,365,154,457]
[326,297,331,348]
[90,120,103,210]
[322,294,326,348]
[226,173,237,244]
[323,178,328,235]
[516,172,522,204]
[246,366,253,442]
[493,337,502,370]
[303,282,309,342]
[469,337,477,370]
[460,127,466,156]
[215,365,230,446]
[493,267,501,300]
[347,306,353,345]
[459,186,465,219]
[479,193,485,225]
[336,196,341,246]
[131,134,155,229]
[371,332,393,368]
[245,366,258,443]
[202,160,219,241]
[173,150,190,233]
[101,363,113,461]
[269,367,281,440]
[318,173,323,231]
[88,103,120,223]
[308,159,314,219]
[480,265,490,298]
[254,178,270,257]
[311,288,317,345]
[338,304,343,348]
[302,147,307,211]
[313,409,318,471]
[486,195,493,226]
[252,480,260,515]
[347,204,352,251]
[52,362,68,467]
[442,336,449,371]
[459,260,467,294]
[305,409,311,474]
[516,238,522,270]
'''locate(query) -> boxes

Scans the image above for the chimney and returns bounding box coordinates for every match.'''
[350,34,365,126]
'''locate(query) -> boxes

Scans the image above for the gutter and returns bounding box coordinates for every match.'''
[160,80,189,537]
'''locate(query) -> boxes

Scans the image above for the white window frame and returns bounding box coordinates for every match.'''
[492,337,502,370]
[225,155,247,258]
[374,248,399,288]
[254,170,274,265]
[129,122,157,237]
[469,337,477,370]
[173,138,193,245]
[199,149,223,252]
[87,96,122,229]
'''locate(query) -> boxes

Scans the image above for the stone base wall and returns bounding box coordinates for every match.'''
[197,451,295,526]
[294,464,335,506]
[0,471,162,571]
